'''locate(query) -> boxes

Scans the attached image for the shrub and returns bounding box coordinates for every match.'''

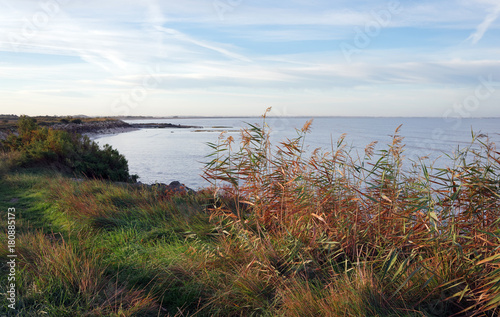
[71,118,82,124]
[1,116,136,182]
[60,118,69,124]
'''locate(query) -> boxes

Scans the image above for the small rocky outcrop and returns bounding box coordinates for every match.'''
[91,179,195,194]
[150,181,195,194]
[54,120,134,135]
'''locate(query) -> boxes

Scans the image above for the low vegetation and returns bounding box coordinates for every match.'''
[1,116,136,182]
[0,115,116,131]
[0,112,499,316]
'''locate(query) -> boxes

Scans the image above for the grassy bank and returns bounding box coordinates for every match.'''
[0,114,499,316]
[0,171,214,316]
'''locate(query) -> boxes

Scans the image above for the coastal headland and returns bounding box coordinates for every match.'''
[0,115,200,139]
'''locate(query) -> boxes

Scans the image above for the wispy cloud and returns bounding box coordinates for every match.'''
[1,1,500,116]
[156,26,251,62]
[467,3,500,44]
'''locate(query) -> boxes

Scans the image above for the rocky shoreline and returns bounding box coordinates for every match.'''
[0,118,203,140]
[130,123,202,129]
[53,120,201,136]
[82,178,195,194]
[138,180,195,194]
[55,120,135,135]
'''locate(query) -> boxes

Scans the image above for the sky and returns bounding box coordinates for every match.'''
[0,0,499,117]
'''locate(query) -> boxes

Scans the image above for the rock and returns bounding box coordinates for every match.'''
[70,176,196,195]
[166,181,195,194]
[169,181,182,188]
[144,181,195,195]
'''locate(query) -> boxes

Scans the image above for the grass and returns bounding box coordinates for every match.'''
[0,111,499,316]
[203,110,500,316]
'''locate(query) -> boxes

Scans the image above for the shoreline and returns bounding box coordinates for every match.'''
[52,120,203,139]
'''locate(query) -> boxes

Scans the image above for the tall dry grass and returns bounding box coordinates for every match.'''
[203,110,500,316]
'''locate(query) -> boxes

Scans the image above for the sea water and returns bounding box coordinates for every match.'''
[94,117,500,189]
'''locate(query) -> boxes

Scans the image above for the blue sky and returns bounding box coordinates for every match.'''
[0,0,499,117]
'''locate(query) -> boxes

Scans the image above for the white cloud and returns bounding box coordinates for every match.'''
[467,3,500,44]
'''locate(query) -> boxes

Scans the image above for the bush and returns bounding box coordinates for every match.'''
[1,116,136,182]
[71,118,82,124]
[60,118,69,124]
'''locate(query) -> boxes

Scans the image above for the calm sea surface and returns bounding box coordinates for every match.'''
[94,117,500,189]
